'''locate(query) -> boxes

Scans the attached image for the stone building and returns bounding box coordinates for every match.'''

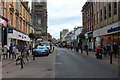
[93,2,120,48]
[31,0,47,41]
[82,2,94,50]
[0,0,33,50]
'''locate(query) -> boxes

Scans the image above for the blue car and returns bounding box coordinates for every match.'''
[33,46,49,58]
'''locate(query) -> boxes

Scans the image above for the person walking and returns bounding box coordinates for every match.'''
[113,42,118,58]
[80,44,83,53]
[96,44,102,59]
[13,44,16,60]
[26,45,29,57]
[9,43,13,59]
[85,44,88,55]
[103,45,107,57]
[107,44,112,56]
[3,45,8,59]
[0,42,2,61]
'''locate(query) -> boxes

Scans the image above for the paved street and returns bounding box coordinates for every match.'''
[2,52,55,78]
[2,47,118,78]
[55,47,118,78]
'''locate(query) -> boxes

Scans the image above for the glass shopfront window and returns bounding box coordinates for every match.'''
[101,33,120,47]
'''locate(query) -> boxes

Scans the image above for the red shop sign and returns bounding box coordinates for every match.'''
[0,18,7,27]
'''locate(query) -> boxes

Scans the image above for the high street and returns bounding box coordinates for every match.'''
[2,47,118,78]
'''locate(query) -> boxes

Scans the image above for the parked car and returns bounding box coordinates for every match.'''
[40,42,51,52]
[33,45,49,60]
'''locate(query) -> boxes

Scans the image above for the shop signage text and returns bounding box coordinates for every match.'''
[18,35,26,39]
[107,26,120,33]
[8,28,13,33]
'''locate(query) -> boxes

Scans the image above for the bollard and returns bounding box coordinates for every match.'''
[20,57,23,69]
[110,52,112,64]
[87,49,88,55]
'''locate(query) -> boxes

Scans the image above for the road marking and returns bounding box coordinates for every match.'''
[57,54,60,56]
[55,62,62,64]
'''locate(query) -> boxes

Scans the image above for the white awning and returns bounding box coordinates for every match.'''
[8,30,30,41]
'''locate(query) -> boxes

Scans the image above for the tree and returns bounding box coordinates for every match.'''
[79,33,85,39]
[28,33,37,39]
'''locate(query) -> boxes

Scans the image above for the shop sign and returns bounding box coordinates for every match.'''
[85,33,88,39]
[0,18,7,27]
[107,26,120,33]
[8,28,13,33]
[18,35,26,39]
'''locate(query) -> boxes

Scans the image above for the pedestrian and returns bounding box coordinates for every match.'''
[13,44,17,60]
[113,42,118,58]
[80,44,83,53]
[96,44,102,59]
[0,42,2,61]
[26,45,29,57]
[107,44,112,56]
[103,45,107,57]
[9,43,13,59]
[3,45,8,59]
[85,44,88,55]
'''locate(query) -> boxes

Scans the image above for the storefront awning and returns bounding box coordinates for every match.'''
[8,30,30,41]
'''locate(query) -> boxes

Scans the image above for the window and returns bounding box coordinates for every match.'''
[23,22,25,31]
[89,21,90,31]
[109,2,111,17]
[94,14,96,24]
[20,20,22,30]
[23,8,25,17]
[1,1,4,16]
[26,24,27,33]
[26,12,27,20]
[16,0,17,9]
[11,0,12,4]
[97,12,99,24]
[100,9,102,22]
[16,17,18,28]
[10,13,13,25]
[91,7,93,14]
[104,6,106,20]
[91,20,92,31]
[114,2,117,15]
[20,5,22,13]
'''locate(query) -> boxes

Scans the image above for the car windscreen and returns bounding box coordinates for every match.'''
[40,42,50,46]
[37,46,44,49]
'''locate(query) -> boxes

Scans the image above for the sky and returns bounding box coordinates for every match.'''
[28,0,87,39]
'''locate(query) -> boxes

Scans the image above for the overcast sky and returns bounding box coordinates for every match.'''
[28,0,87,39]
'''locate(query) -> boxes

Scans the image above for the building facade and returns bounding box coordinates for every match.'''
[93,2,120,48]
[31,0,47,41]
[0,0,32,51]
[82,2,94,50]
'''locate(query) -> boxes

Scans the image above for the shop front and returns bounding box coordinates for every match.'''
[0,16,8,47]
[8,29,30,51]
[93,21,120,48]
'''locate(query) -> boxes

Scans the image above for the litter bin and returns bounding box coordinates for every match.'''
[96,49,102,59]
